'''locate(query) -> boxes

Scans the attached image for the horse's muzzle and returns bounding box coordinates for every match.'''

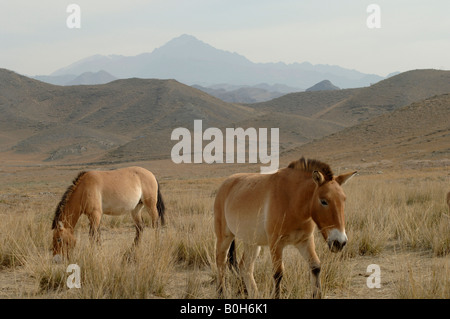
[327,229,347,252]
[52,254,63,264]
[328,239,347,252]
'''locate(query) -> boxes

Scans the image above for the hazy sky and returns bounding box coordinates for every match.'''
[1,0,449,77]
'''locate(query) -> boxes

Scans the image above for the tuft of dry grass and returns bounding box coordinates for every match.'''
[395,261,449,299]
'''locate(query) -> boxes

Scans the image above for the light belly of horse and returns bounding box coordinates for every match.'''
[101,194,141,216]
[225,203,269,246]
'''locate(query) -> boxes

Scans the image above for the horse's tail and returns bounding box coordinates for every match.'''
[156,180,166,226]
[227,239,238,271]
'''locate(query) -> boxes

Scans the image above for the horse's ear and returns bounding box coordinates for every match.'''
[58,221,65,230]
[312,171,325,186]
[336,171,357,186]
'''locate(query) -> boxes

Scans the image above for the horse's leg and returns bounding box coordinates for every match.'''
[142,196,158,228]
[295,236,322,299]
[215,232,234,298]
[269,240,285,299]
[131,202,145,245]
[88,210,102,245]
[239,243,260,298]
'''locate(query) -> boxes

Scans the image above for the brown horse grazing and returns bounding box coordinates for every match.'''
[51,166,165,263]
[214,157,356,299]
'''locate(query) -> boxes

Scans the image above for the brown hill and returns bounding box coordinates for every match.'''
[287,93,450,170]
[306,80,340,92]
[251,88,357,119]
[0,69,338,164]
[233,111,345,154]
[1,68,449,166]
[0,69,256,163]
[253,69,450,127]
[318,69,450,125]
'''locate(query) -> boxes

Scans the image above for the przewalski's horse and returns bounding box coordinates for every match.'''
[52,166,165,263]
[214,157,356,299]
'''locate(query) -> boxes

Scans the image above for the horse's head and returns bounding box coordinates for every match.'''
[311,170,356,252]
[52,221,76,263]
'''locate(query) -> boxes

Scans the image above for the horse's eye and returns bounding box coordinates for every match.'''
[57,238,62,243]
[320,199,328,207]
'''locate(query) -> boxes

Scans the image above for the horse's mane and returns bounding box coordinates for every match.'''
[287,157,334,181]
[51,171,88,229]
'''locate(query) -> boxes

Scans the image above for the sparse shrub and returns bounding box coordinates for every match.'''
[396,263,449,298]
[174,231,214,267]
[176,240,205,266]
[38,264,67,292]
[357,234,384,256]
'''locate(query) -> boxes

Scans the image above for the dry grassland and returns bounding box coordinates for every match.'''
[0,163,449,299]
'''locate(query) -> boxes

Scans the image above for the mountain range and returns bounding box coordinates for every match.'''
[34,70,117,86]
[36,34,384,89]
[1,68,449,166]
[251,69,450,126]
[191,84,290,103]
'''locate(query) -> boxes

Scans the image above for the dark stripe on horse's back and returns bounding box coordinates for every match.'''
[52,171,88,229]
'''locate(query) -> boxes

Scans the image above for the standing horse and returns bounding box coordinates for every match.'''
[214,157,356,298]
[51,166,165,263]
